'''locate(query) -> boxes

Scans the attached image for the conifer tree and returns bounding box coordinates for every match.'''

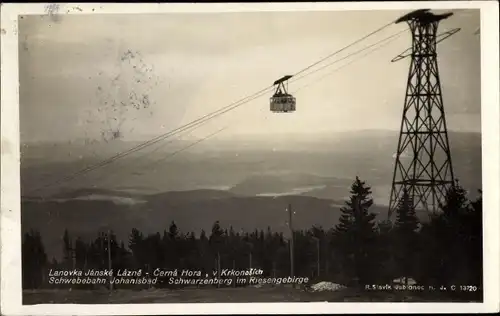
[167,221,180,267]
[395,188,419,233]
[210,221,224,246]
[198,229,212,273]
[335,177,376,235]
[440,180,470,220]
[422,181,472,286]
[227,226,239,263]
[465,191,483,290]
[393,188,420,282]
[168,221,179,240]
[62,229,73,269]
[210,221,225,275]
[128,228,145,269]
[116,241,132,270]
[442,182,480,286]
[374,219,396,282]
[22,230,48,289]
[74,237,88,270]
[333,176,377,284]
[185,232,199,269]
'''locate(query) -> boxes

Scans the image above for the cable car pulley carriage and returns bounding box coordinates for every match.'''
[270,75,296,113]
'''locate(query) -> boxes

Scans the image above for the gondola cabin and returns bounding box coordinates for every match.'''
[270,75,296,113]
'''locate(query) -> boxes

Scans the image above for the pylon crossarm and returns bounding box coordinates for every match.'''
[436,28,461,44]
[391,47,412,63]
[391,28,461,63]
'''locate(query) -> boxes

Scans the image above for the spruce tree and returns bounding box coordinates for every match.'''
[375,219,396,282]
[210,221,224,251]
[167,221,179,267]
[168,221,179,240]
[466,191,483,291]
[395,188,419,233]
[423,181,472,286]
[335,177,376,235]
[440,180,469,220]
[210,221,225,276]
[128,228,144,269]
[62,229,73,269]
[198,229,211,273]
[440,182,479,287]
[334,176,377,285]
[185,232,198,270]
[393,188,420,282]
[74,237,88,270]
[22,230,48,289]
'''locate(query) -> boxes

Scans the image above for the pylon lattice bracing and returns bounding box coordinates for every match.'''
[389,11,456,218]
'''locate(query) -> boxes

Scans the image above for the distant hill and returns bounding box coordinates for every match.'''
[21,130,481,158]
[203,130,481,153]
[228,173,353,196]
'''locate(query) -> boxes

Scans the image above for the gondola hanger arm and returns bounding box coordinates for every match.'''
[391,28,461,63]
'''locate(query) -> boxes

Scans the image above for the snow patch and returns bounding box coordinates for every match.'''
[392,277,417,285]
[53,194,146,206]
[256,185,327,197]
[309,281,346,292]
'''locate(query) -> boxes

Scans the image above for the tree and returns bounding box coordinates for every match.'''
[198,229,212,274]
[374,220,397,283]
[438,182,471,285]
[167,221,180,268]
[22,230,48,289]
[106,231,123,270]
[264,228,283,278]
[227,226,239,265]
[209,221,225,277]
[465,191,483,291]
[74,237,88,270]
[62,229,73,269]
[393,188,420,281]
[129,228,145,268]
[168,221,179,240]
[394,188,419,233]
[420,181,477,287]
[439,180,470,219]
[209,221,224,248]
[333,176,377,285]
[307,226,325,279]
[184,232,199,270]
[144,232,164,269]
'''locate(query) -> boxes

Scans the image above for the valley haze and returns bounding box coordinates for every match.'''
[21,130,481,260]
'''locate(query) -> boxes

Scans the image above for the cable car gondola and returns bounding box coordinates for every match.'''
[270,75,296,113]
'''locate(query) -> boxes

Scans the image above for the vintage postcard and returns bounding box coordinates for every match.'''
[1,2,499,315]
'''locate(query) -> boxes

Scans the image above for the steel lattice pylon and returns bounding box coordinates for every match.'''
[388,10,456,218]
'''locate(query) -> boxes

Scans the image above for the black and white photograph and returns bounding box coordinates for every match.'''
[1,2,499,314]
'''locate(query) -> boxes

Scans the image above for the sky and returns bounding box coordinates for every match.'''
[18,9,481,143]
